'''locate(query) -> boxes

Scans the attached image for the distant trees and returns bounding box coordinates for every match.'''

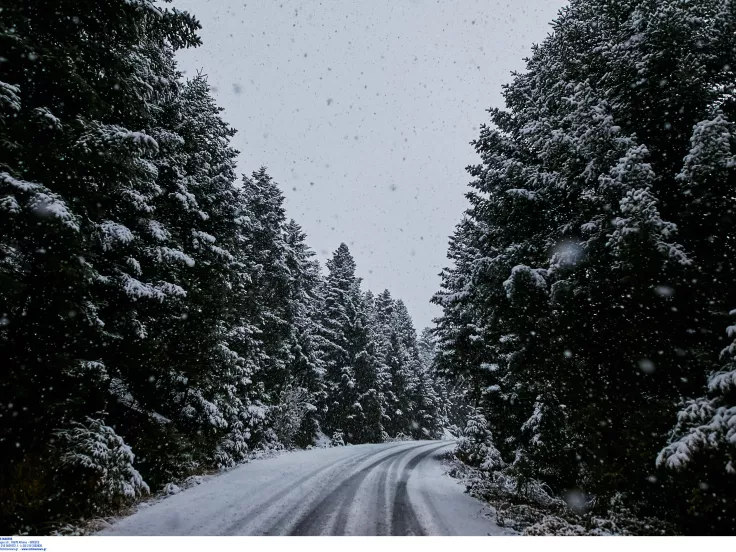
[315,245,445,445]
[434,0,736,535]
[0,0,446,534]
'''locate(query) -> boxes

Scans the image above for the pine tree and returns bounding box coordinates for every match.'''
[456,412,504,471]
[150,75,258,472]
[315,244,361,441]
[390,300,423,438]
[417,327,453,435]
[52,417,150,515]
[280,220,325,447]
[352,291,389,443]
[240,168,292,401]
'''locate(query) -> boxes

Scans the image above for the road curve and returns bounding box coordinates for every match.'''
[100,440,507,536]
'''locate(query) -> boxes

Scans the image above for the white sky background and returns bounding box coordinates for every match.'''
[172,0,567,329]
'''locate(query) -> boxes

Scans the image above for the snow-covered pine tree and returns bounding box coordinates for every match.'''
[373,290,401,436]
[279,220,325,447]
[390,300,424,438]
[417,327,455,434]
[52,416,150,515]
[314,244,362,442]
[513,392,574,494]
[432,217,497,415]
[455,411,504,471]
[140,73,257,474]
[351,291,389,443]
[411,328,445,439]
[239,168,292,400]
[374,293,416,438]
[417,327,437,370]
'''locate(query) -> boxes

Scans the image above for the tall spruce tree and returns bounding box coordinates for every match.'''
[354,291,389,443]
[315,244,361,441]
[277,220,325,447]
[240,168,292,400]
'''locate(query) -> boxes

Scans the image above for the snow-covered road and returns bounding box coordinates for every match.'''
[101,440,507,536]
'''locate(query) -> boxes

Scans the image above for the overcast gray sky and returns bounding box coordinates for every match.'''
[173,0,567,329]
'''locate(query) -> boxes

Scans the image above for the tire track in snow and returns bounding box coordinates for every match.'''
[331,444,415,535]
[390,445,450,535]
[288,444,421,535]
[225,442,406,535]
[288,442,447,535]
[373,448,407,535]
[402,445,455,536]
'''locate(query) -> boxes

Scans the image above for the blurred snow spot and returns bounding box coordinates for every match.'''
[564,350,573,358]
[638,359,655,374]
[564,489,589,513]
[551,240,584,267]
[654,285,674,298]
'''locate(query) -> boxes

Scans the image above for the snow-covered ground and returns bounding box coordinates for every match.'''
[99,440,509,536]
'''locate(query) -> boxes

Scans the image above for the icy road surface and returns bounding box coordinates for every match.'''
[101,440,507,536]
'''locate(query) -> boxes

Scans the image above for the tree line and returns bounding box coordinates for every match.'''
[0,0,448,533]
[434,0,736,535]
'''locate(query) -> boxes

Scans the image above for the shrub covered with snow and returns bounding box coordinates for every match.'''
[450,454,674,535]
[162,483,182,496]
[330,431,346,447]
[270,385,315,447]
[455,413,505,471]
[52,417,149,515]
